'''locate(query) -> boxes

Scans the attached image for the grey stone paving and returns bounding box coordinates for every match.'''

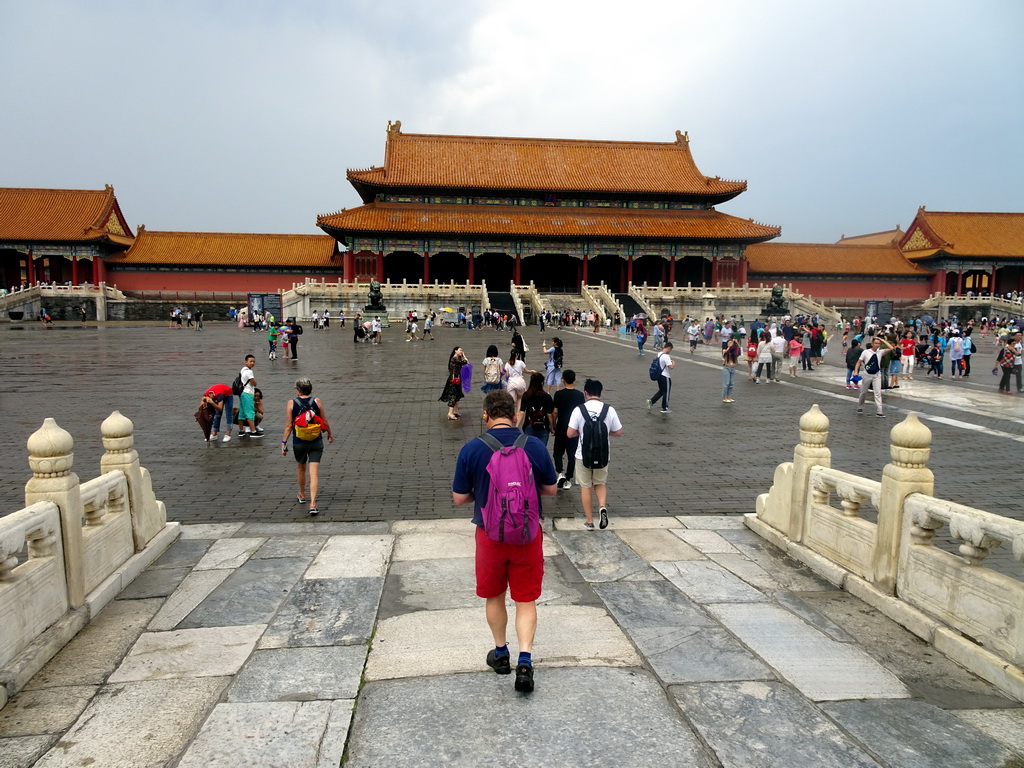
[2,322,1022,528]
[3,516,1022,768]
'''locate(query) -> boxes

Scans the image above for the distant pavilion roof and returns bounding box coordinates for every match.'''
[0,185,134,246]
[900,209,1024,260]
[108,227,339,267]
[745,241,932,276]
[318,203,779,243]
[835,227,904,246]
[347,122,747,203]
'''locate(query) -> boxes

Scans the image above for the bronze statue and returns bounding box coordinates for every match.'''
[366,279,386,312]
[763,284,789,317]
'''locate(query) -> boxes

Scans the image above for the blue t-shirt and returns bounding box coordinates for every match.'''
[452,426,558,526]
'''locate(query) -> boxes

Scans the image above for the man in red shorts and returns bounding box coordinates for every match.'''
[452,390,558,693]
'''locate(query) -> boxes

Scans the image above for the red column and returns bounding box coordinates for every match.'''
[738,257,748,286]
[343,251,355,283]
[26,251,35,284]
[376,251,384,283]
[934,269,947,294]
[619,259,627,289]
[514,254,521,284]
[956,270,964,295]
[423,251,430,284]
[581,254,588,285]
[627,254,633,285]
[669,255,676,286]
[71,256,78,286]
[710,257,718,287]
[468,253,475,284]
[991,267,998,294]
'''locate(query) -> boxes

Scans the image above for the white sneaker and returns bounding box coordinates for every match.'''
[556,473,565,488]
[222,434,231,442]
[563,478,572,490]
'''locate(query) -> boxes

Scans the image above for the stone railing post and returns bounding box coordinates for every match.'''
[24,419,85,609]
[100,411,164,550]
[789,405,831,543]
[873,413,934,593]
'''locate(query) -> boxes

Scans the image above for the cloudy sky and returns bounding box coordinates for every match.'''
[3,0,1021,242]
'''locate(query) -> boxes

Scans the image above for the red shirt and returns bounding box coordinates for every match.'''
[205,384,232,401]
[899,338,916,356]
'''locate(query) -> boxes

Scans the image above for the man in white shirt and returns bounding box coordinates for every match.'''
[237,355,264,438]
[853,337,894,417]
[687,321,700,353]
[567,379,624,531]
[371,316,382,344]
[647,342,675,414]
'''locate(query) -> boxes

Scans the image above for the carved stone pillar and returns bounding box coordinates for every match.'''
[100,411,164,550]
[24,419,85,608]
[874,413,934,593]
[789,404,832,543]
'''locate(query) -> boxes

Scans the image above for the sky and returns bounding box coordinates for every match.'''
[2,0,1022,243]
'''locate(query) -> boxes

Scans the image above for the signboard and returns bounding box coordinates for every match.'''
[248,293,283,320]
[864,300,894,322]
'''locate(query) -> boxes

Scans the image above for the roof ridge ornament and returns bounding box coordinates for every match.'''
[388,120,402,135]
[675,130,689,145]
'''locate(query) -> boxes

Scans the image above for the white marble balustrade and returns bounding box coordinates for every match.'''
[748,405,1024,702]
[0,413,178,710]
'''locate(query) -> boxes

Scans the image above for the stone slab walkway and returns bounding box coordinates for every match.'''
[2,516,1022,768]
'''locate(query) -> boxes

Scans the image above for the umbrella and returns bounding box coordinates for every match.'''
[461,363,473,394]
[636,313,648,319]
[921,315,935,326]
[195,404,214,442]
[442,307,455,313]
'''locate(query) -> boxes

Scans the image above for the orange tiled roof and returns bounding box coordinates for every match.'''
[901,210,1024,258]
[107,228,339,267]
[317,203,779,242]
[0,186,134,245]
[745,242,932,276]
[347,123,747,200]
[835,227,903,246]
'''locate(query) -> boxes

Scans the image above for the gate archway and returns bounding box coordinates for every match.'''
[431,252,467,283]
[477,253,514,288]
[522,254,578,291]
[384,251,421,283]
[588,254,625,293]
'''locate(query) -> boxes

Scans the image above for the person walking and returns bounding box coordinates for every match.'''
[480,344,504,394]
[542,337,563,394]
[440,346,469,420]
[635,320,648,356]
[281,378,333,516]
[552,369,585,490]
[566,379,623,531]
[845,338,862,388]
[287,320,301,359]
[722,336,741,403]
[854,336,894,417]
[452,389,558,694]
[518,372,554,448]
[647,342,675,413]
[504,348,528,413]
[961,328,975,376]
[899,331,916,380]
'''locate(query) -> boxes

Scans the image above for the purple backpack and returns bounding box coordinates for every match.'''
[478,433,541,544]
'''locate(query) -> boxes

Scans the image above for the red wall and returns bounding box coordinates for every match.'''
[748,277,932,302]
[105,270,343,293]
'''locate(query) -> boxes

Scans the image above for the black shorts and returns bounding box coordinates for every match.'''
[293,437,324,464]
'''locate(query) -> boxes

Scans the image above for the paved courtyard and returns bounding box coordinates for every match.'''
[1,320,1022,526]
[3,320,1024,766]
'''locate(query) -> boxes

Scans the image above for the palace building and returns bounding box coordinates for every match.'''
[899,208,1024,296]
[316,122,781,292]
[104,227,340,292]
[0,186,133,288]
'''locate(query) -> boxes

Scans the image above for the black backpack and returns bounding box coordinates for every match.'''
[578,403,610,470]
[865,352,880,375]
[231,373,245,396]
[527,405,548,428]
